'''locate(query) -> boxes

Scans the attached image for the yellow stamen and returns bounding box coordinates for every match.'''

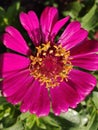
[29,42,73,88]
[49,50,54,54]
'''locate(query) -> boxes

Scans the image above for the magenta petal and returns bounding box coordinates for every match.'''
[0,53,30,78]
[70,39,98,56]
[4,26,31,55]
[40,7,58,43]
[58,21,88,50]
[50,82,80,115]
[50,16,70,41]
[50,86,68,115]
[50,68,96,115]
[2,69,33,97]
[58,21,81,43]
[71,54,98,71]
[30,85,50,117]
[20,80,50,116]
[61,29,88,50]
[6,76,34,104]
[19,11,41,46]
[20,80,39,113]
[68,69,96,99]
[50,69,96,115]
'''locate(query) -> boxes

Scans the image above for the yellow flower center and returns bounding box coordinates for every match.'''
[29,42,73,88]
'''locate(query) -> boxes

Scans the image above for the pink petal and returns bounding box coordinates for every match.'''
[58,21,88,50]
[70,39,98,56]
[4,26,31,55]
[50,69,96,115]
[50,86,68,115]
[19,11,41,46]
[50,82,80,115]
[40,6,58,43]
[6,71,34,104]
[20,80,50,116]
[0,53,30,78]
[68,69,96,100]
[71,54,98,71]
[58,21,81,42]
[50,16,70,41]
[2,69,33,97]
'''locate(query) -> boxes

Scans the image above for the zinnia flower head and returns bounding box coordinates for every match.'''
[0,6,98,117]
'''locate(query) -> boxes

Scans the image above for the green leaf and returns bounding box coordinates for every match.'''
[26,115,36,129]
[2,116,17,128]
[0,2,20,32]
[49,112,81,130]
[5,1,20,24]
[0,6,5,17]
[36,116,61,130]
[81,3,98,31]
[60,109,81,125]
[0,7,6,30]
[92,91,98,109]
[67,108,98,130]
[63,1,84,19]
[41,116,60,128]
[36,121,46,129]
[0,96,7,104]
[81,108,98,130]
[2,121,24,130]
[89,111,98,130]
[19,112,31,120]
[20,113,39,130]
[83,108,96,130]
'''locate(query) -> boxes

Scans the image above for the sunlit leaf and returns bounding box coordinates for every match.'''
[92,91,98,109]
[63,1,84,19]
[81,3,98,31]
[60,109,81,125]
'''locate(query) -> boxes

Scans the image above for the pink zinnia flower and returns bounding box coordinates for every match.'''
[0,7,98,116]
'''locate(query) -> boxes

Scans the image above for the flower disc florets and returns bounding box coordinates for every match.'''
[29,42,73,88]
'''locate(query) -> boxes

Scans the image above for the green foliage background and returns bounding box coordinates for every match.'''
[0,0,98,130]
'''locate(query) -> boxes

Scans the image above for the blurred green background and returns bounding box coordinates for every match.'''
[0,0,98,130]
